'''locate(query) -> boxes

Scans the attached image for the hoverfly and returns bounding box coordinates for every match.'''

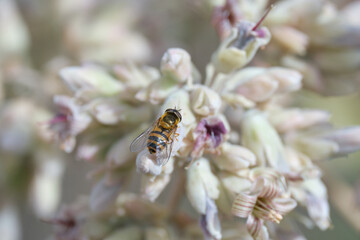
[130,108,182,166]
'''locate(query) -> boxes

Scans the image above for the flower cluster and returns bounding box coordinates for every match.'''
[45,2,360,239]
[212,0,360,96]
[1,0,360,240]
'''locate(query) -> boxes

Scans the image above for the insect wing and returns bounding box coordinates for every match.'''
[129,126,152,152]
[155,127,177,166]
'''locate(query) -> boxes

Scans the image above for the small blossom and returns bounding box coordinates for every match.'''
[288,126,360,161]
[135,78,179,105]
[60,65,124,100]
[268,108,330,133]
[223,67,302,102]
[219,172,252,201]
[236,73,278,102]
[161,48,192,84]
[212,0,242,40]
[232,175,296,239]
[186,158,220,214]
[267,67,302,93]
[142,174,171,202]
[48,95,91,153]
[241,110,289,172]
[142,158,175,202]
[213,142,256,171]
[191,85,222,116]
[114,63,159,90]
[89,99,152,125]
[290,178,331,230]
[212,19,271,73]
[191,116,228,159]
[271,26,309,55]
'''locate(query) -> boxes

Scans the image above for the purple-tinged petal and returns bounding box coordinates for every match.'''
[306,193,331,230]
[192,116,228,159]
[200,198,222,240]
[322,127,360,156]
[232,193,257,218]
[212,0,242,40]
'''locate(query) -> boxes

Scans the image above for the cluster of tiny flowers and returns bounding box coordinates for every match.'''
[45,2,360,240]
[212,0,360,96]
[0,1,152,239]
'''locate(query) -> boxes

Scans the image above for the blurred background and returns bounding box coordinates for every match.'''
[0,0,359,239]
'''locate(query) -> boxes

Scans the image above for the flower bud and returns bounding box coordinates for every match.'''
[114,63,159,89]
[135,78,178,105]
[161,48,192,83]
[186,158,220,214]
[142,158,175,202]
[271,26,309,55]
[219,172,252,200]
[191,85,222,116]
[241,110,289,172]
[60,65,124,100]
[214,142,256,171]
[268,108,330,133]
[90,99,152,125]
[142,175,171,202]
[236,74,278,102]
[267,67,302,93]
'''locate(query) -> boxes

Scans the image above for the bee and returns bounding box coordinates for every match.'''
[130,108,182,166]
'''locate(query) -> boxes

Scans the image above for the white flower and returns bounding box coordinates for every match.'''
[161,48,192,83]
[191,85,222,116]
[48,95,91,153]
[186,158,220,214]
[212,20,271,73]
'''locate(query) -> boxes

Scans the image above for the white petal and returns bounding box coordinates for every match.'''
[232,193,257,218]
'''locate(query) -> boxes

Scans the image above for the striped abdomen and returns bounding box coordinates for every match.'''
[147,127,170,154]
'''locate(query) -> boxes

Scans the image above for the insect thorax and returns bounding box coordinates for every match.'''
[160,113,179,129]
